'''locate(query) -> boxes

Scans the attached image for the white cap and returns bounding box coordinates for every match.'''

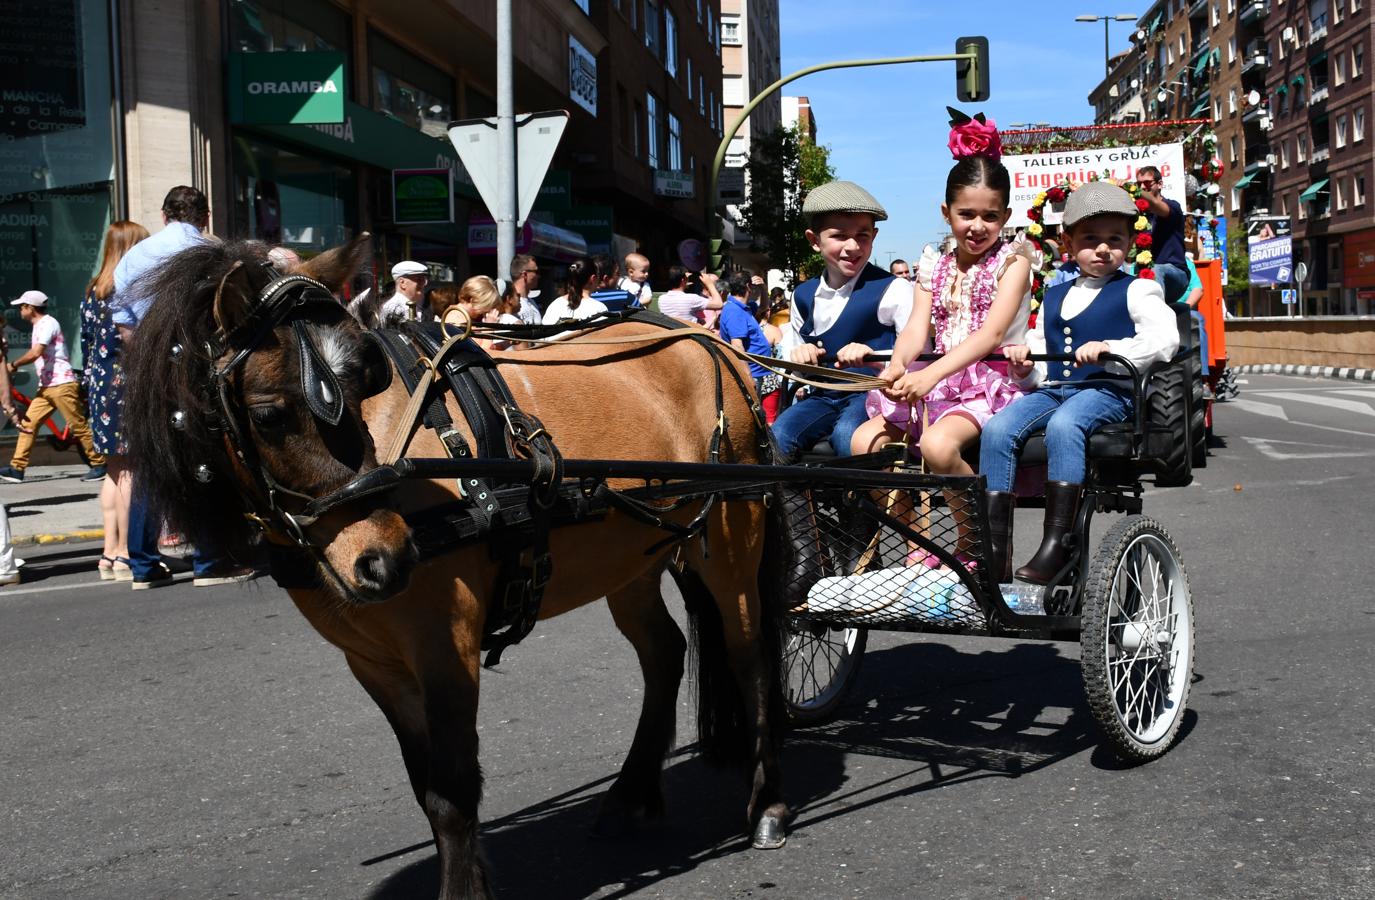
[391,260,428,279]
[10,290,47,307]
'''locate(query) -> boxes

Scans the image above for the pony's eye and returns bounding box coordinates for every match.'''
[249,404,288,431]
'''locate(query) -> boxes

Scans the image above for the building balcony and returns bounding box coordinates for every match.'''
[1189,0,1209,18]
[1239,0,1270,25]
[1310,144,1331,163]
[1244,145,1273,172]
[1241,45,1269,74]
[1309,16,1327,44]
[1309,85,1329,105]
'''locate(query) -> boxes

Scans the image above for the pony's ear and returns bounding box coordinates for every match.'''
[212,260,253,334]
[299,232,372,294]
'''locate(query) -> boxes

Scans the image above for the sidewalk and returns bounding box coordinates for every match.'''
[1,464,105,545]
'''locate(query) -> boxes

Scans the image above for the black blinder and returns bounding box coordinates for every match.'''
[358,330,394,399]
[293,320,345,426]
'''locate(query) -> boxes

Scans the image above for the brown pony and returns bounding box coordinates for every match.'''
[120,237,792,899]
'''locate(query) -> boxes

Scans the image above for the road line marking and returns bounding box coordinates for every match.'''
[0,573,194,599]
[1253,391,1375,417]
[1327,389,1375,399]
[1229,399,1290,421]
[1242,437,1375,460]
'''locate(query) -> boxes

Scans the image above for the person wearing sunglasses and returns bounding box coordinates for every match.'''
[1134,166,1189,305]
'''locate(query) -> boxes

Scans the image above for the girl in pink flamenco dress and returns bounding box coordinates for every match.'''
[851,110,1035,566]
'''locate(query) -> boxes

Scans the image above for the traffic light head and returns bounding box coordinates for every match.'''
[955,37,990,103]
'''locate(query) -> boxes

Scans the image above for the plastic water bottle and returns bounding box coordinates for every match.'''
[1000,583,1045,615]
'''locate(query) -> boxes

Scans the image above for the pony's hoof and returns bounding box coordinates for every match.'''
[750,814,787,850]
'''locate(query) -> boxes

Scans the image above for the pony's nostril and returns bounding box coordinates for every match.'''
[354,551,391,591]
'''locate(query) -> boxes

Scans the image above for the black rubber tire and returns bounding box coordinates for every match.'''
[782,622,867,727]
[1188,320,1207,469]
[1148,365,1192,487]
[1080,516,1195,763]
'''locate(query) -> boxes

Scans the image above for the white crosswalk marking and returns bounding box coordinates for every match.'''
[1229,398,1290,421]
[1328,388,1375,399]
[1251,391,1375,418]
[1243,437,1375,460]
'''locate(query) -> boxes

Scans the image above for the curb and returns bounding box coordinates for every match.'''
[1234,364,1375,382]
[13,529,104,547]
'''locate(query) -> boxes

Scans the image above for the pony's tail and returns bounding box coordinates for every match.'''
[679,492,790,767]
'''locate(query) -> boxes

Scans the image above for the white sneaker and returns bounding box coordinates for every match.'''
[0,570,20,586]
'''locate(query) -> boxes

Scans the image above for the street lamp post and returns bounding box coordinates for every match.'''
[1075,14,1139,79]
[707,44,984,259]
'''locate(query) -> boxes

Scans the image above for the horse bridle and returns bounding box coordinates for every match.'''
[204,271,398,550]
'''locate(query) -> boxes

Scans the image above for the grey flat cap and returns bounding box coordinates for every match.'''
[802,180,888,222]
[1063,181,1138,226]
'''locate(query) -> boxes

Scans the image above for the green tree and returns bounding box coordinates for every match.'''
[739,123,836,283]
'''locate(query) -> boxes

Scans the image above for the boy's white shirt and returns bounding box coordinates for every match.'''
[1025,271,1179,387]
[779,269,914,357]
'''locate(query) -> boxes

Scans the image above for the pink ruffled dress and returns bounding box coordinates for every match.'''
[866,239,1032,433]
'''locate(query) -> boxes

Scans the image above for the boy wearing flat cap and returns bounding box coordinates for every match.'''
[773,180,913,459]
[978,181,1178,584]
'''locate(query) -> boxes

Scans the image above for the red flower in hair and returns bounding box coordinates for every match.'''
[1135,233,1153,248]
[1135,198,1150,212]
[946,108,1003,162]
[1047,187,1067,203]
[1138,267,1156,280]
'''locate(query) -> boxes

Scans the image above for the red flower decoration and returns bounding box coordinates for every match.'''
[1210,218,1220,227]
[1138,268,1156,280]
[1135,198,1150,212]
[1135,233,1153,248]
[1026,207,1040,222]
[1048,187,1067,203]
[948,116,1003,162]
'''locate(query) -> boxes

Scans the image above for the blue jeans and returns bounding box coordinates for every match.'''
[127,487,228,579]
[1153,262,1189,305]
[979,384,1134,491]
[771,390,870,459]
[1190,309,1210,376]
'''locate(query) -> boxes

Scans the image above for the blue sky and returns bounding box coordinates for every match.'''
[779,1,1140,267]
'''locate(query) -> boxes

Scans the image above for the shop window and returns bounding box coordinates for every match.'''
[668,112,682,171]
[370,31,454,138]
[646,91,661,168]
[231,0,351,59]
[232,139,355,252]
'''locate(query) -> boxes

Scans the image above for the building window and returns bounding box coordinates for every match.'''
[723,74,745,106]
[644,0,661,59]
[572,0,589,12]
[1297,133,1307,161]
[1228,36,1236,63]
[1229,89,1237,114]
[1211,3,1219,26]
[618,83,631,150]
[1227,0,1235,11]
[1335,53,1347,85]
[369,31,453,138]
[667,112,682,171]
[664,8,678,76]
[1229,135,1238,162]
[706,7,716,54]
[699,74,706,115]
[1213,98,1221,121]
[1355,107,1366,142]
[1336,177,1347,210]
[1354,43,1365,78]
[1356,174,1367,205]
[686,57,693,99]
[632,99,643,158]
[696,0,703,23]
[722,13,741,45]
[1337,114,1348,147]
[646,91,660,168]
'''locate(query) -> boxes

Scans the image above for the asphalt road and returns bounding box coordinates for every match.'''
[3,372,1374,899]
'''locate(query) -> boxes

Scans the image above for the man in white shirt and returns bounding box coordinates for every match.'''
[509,254,543,325]
[0,291,105,482]
[380,260,430,325]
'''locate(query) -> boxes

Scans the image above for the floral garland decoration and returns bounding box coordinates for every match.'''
[1023,172,1153,309]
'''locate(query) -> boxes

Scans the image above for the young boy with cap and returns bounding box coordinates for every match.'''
[772,180,913,459]
[978,181,1178,584]
[0,290,106,483]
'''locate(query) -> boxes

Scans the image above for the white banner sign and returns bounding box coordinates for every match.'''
[568,36,597,115]
[1002,141,1187,229]
[654,169,694,198]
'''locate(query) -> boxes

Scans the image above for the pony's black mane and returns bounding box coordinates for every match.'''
[122,240,275,557]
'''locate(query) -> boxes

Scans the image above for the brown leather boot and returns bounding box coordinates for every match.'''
[984,491,1016,584]
[1015,482,1084,585]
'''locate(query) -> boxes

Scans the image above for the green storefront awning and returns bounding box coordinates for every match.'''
[1298,179,1329,201]
[1190,98,1211,116]
[1234,172,1257,188]
[1292,74,1306,85]
[1193,53,1211,77]
[1309,51,1328,65]
[1148,12,1163,34]
[1277,83,1289,94]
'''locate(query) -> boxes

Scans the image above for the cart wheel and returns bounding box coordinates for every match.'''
[1149,366,1192,487]
[782,621,866,727]
[1081,516,1194,762]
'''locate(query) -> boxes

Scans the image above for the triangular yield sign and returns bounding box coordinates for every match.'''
[446,110,569,229]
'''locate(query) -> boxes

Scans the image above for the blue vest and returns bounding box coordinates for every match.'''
[793,264,897,394]
[1041,271,1137,383]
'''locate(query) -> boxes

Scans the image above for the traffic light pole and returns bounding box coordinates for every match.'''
[707,44,984,269]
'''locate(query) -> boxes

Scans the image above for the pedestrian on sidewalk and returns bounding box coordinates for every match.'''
[0,291,107,484]
[111,185,258,590]
[0,327,23,585]
[82,220,150,581]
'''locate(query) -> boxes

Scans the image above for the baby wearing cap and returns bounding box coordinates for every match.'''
[772,181,914,460]
[978,181,1179,584]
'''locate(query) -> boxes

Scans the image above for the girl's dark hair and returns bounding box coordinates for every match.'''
[944,155,1012,208]
[563,258,596,307]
